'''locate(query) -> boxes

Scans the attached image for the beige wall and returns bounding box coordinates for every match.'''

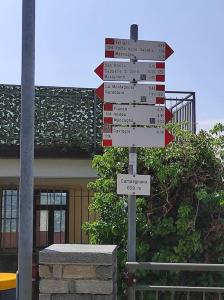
[0,158,96,179]
[0,158,97,244]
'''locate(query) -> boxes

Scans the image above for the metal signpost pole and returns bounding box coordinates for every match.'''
[127,24,138,300]
[18,0,35,299]
[128,23,138,262]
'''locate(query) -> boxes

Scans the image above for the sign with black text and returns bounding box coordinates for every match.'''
[103,104,173,126]
[103,126,174,148]
[96,83,165,105]
[117,174,151,195]
[105,38,173,61]
[95,61,165,82]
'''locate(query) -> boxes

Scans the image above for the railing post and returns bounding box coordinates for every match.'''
[187,291,190,300]
[192,92,196,133]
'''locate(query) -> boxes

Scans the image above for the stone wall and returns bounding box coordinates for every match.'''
[39,244,117,300]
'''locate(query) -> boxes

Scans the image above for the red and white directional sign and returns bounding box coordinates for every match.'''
[95,61,165,82]
[102,126,174,148]
[117,174,151,196]
[96,83,165,105]
[103,104,173,126]
[105,38,174,61]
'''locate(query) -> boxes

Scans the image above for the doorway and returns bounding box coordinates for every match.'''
[34,190,68,248]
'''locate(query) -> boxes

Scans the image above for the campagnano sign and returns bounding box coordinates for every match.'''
[117,174,150,196]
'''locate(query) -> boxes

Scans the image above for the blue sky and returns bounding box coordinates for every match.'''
[0,0,223,130]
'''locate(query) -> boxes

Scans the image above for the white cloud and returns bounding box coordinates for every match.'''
[197,119,224,132]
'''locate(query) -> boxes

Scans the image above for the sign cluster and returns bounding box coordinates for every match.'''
[95,37,174,196]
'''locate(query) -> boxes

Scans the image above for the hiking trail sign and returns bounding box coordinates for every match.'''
[102,126,174,148]
[94,61,165,82]
[96,82,165,105]
[95,25,175,284]
[105,38,174,61]
[103,104,173,126]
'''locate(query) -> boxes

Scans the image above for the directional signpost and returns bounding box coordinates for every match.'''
[103,104,173,126]
[96,83,165,104]
[94,61,165,82]
[105,38,174,61]
[95,24,174,300]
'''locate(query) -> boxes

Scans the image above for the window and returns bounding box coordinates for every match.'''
[0,188,69,250]
[0,189,19,249]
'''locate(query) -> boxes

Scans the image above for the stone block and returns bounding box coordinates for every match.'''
[39,244,117,265]
[52,294,92,300]
[53,265,63,278]
[39,265,52,278]
[96,266,113,279]
[39,279,69,294]
[93,295,113,300]
[39,294,51,300]
[63,264,96,279]
[70,280,113,294]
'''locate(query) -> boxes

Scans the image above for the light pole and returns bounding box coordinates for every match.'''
[18,0,35,299]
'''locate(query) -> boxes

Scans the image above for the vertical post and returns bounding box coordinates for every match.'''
[127,24,138,300]
[128,24,138,263]
[192,92,196,133]
[18,0,35,299]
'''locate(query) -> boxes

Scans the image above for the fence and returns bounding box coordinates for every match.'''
[0,187,94,251]
[126,262,224,300]
[166,91,196,133]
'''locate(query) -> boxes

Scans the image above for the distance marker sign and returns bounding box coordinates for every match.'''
[103,104,173,126]
[105,38,174,61]
[95,61,165,82]
[96,83,165,105]
[103,126,174,148]
[117,174,151,196]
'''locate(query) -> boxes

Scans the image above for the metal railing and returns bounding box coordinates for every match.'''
[126,262,224,299]
[166,91,196,133]
[0,187,93,251]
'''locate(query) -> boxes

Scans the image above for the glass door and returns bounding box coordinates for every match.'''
[34,190,68,248]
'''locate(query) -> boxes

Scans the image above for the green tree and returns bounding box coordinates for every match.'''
[84,124,224,299]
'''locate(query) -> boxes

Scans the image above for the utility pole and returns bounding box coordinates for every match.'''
[18,0,35,299]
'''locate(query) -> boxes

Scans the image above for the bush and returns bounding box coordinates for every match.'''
[84,124,224,299]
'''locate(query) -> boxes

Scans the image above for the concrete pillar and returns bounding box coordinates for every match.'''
[39,244,117,300]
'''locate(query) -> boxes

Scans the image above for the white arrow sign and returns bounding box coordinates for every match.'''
[103,126,174,148]
[117,174,151,196]
[95,61,165,82]
[103,104,173,126]
[105,38,174,61]
[96,83,165,105]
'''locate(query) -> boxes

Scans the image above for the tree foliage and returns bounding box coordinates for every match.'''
[84,124,224,299]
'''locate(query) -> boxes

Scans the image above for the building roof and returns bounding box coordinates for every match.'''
[0,84,102,158]
[0,84,196,158]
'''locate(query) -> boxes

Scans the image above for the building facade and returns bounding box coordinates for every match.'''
[0,84,196,272]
